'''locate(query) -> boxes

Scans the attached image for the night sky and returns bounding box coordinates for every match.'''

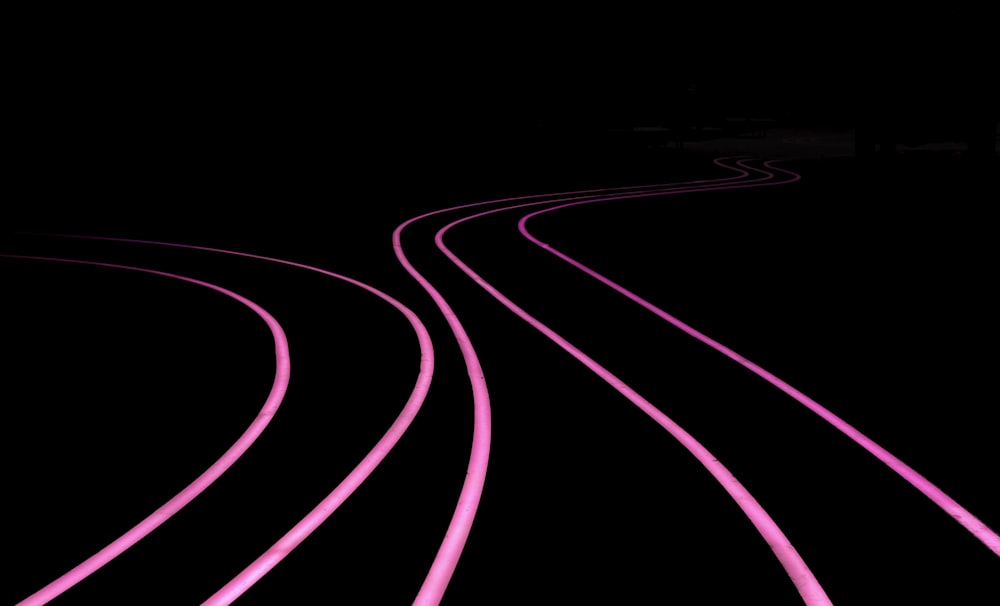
[10,6,996,224]
[14,9,992,125]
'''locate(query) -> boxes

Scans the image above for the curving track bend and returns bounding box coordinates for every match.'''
[4,155,997,604]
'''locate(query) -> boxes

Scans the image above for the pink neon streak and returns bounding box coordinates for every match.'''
[179,247,433,606]
[20,159,786,603]
[517,160,1000,557]
[432,163,832,605]
[398,157,771,604]
[392,214,491,606]
[7,255,291,606]
[16,159,798,603]
[20,235,436,604]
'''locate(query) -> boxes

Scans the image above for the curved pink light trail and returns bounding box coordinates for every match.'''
[13,158,805,604]
[18,236,436,605]
[396,156,784,604]
[392,214,491,606]
[6,255,291,606]
[432,160,832,604]
[517,160,1000,557]
[13,153,992,603]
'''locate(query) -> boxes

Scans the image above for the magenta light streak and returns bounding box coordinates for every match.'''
[432,163,832,605]
[518,160,1000,557]
[28,160,783,603]
[21,160,766,604]
[186,250,433,606]
[22,234,437,604]
[392,214,492,606]
[6,255,291,606]
[398,157,775,604]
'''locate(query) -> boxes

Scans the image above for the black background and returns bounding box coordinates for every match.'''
[6,6,999,605]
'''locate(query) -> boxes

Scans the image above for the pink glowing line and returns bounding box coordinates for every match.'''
[433,162,832,605]
[392,214,491,606]
[23,160,779,604]
[518,159,1000,557]
[398,156,773,605]
[19,235,436,604]
[6,254,291,606]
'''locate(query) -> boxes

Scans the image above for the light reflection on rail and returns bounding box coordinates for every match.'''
[9,154,996,605]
